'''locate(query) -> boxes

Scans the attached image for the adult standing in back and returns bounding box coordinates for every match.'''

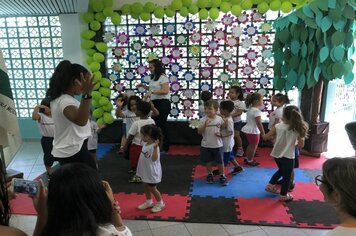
[46,60,96,169]
[137,59,171,152]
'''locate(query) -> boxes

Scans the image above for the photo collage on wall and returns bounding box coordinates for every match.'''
[104,10,281,121]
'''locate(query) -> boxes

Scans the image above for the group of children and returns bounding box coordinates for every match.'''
[198,86,308,202]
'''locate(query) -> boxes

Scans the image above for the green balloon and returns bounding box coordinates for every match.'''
[94,12,106,22]
[131,2,143,14]
[144,2,156,13]
[257,2,269,13]
[241,0,253,10]
[231,0,242,4]
[90,20,101,31]
[103,7,114,17]
[81,30,96,40]
[92,1,104,12]
[92,91,101,100]
[209,8,220,20]
[82,12,94,23]
[103,0,113,7]
[171,0,183,10]
[231,4,242,16]
[99,97,109,106]
[89,62,101,72]
[103,102,113,112]
[93,82,100,91]
[189,4,199,14]
[165,7,175,18]
[96,118,104,126]
[93,53,105,63]
[140,12,151,21]
[121,4,131,15]
[179,7,189,17]
[86,49,96,56]
[100,78,111,88]
[93,108,104,118]
[111,12,121,25]
[198,0,209,8]
[81,40,95,49]
[99,87,111,97]
[96,42,108,53]
[154,6,165,18]
[93,71,102,81]
[86,57,94,65]
[220,2,231,13]
[199,8,209,19]
[182,0,192,7]
[269,0,281,11]
[92,99,100,108]
[131,13,140,20]
[103,112,115,124]
[281,1,292,13]
[211,0,222,7]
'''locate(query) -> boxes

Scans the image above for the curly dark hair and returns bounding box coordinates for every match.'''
[149,59,165,81]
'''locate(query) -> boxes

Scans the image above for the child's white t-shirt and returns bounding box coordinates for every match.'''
[268,106,284,130]
[149,74,170,100]
[231,100,246,123]
[50,94,91,157]
[136,142,162,184]
[128,118,155,145]
[241,107,262,134]
[88,120,98,151]
[37,113,54,138]
[198,115,224,148]
[271,123,299,159]
[221,117,235,152]
[122,110,138,136]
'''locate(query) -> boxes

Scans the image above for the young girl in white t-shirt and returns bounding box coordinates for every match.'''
[263,105,308,202]
[268,93,290,130]
[241,92,265,167]
[136,124,165,213]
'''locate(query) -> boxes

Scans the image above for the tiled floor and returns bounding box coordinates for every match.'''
[9,142,331,236]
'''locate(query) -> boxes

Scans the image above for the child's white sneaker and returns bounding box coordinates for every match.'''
[151,203,165,213]
[137,202,154,210]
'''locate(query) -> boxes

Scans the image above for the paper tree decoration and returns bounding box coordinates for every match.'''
[273,0,355,91]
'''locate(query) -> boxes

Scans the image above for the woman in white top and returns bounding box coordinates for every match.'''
[46,60,96,169]
[316,158,356,236]
[241,92,266,166]
[263,105,308,202]
[32,163,132,236]
[136,59,171,152]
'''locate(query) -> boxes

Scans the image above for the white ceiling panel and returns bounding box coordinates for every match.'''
[0,0,86,16]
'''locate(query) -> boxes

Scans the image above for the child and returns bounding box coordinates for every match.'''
[32,98,54,177]
[268,93,290,130]
[116,95,141,162]
[124,101,155,183]
[115,93,128,154]
[228,85,246,157]
[197,99,228,186]
[198,90,213,118]
[136,124,165,213]
[87,111,105,169]
[263,105,308,202]
[241,92,265,166]
[218,100,244,175]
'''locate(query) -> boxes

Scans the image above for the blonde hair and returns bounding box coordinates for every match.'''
[283,105,309,138]
[245,92,262,107]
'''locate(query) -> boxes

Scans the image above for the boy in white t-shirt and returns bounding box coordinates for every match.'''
[88,110,105,169]
[123,101,155,183]
[32,98,55,177]
[197,100,228,186]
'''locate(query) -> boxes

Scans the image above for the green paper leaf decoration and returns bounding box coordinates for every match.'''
[321,16,332,32]
[319,47,329,63]
[297,74,306,90]
[344,72,354,85]
[289,56,300,69]
[328,0,337,8]
[328,8,342,21]
[286,70,298,91]
[298,59,307,74]
[313,66,321,81]
[299,27,308,42]
[331,62,344,78]
[333,45,345,61]
[302,5,314,18]
[315,11,323,27]
[278,28,290,43]
[343,5,355,20]
[344,31,354,48]
[331,31,346,45]
[316,0,328,11]
[301,43,307,58]
[305,17,318,29]
[291,41,300,55]
[333,18,347,31]
[274,75,286,91]
[287,13,299,24]
[307,75,317,88]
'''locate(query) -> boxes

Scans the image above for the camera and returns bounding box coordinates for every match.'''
[11,178,38,196]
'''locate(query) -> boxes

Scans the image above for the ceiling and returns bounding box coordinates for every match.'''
[0,0,88,16]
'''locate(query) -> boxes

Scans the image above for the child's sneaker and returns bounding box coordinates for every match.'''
[219,175,228,186]
[265,183,279,194]
[236,148,244,157]
[206,173,214,184]
[288,182,295,192]
[246,160,260,167]
[279,193,293,202]
[137,201,154,210]
[118,146,124,154]
[128,175,142,183]
[231,166,244,175]
[128,169,136,174]
[212,169,220,176]
[151,202,165,213]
